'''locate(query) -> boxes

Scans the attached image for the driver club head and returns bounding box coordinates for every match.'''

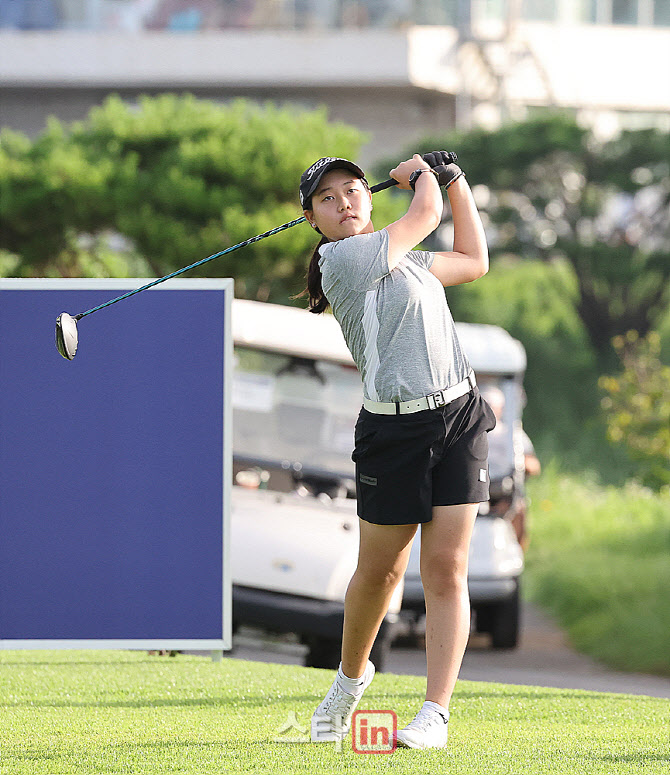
[55,313,79,360]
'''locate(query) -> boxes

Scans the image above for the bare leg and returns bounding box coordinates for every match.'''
[340,519,417,678]
[419,503,478,707]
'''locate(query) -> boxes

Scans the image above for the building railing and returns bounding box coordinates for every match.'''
[0,0,668,32]
[0,0,436,31]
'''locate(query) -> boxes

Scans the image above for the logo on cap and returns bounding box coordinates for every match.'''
[305,157,340,181]
[299,157,366,207]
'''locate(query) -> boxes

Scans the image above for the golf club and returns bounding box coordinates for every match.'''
[55,152,458,359]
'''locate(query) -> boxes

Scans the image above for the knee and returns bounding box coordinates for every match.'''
[420,552,469,598]
[354,561,405,593]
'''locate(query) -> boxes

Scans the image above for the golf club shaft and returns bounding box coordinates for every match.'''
[74,177,399,321]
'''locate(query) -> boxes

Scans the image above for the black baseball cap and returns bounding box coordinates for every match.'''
[299,157,367,208]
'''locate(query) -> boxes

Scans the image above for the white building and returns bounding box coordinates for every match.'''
[1,1,669,163]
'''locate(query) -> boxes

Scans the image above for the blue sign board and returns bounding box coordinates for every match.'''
[0,279,232,650]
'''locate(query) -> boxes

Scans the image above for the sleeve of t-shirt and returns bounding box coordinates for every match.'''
[318,229,390,291]
[406,250,435,270]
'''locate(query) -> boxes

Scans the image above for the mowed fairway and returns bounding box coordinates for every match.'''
[1,650,668,775]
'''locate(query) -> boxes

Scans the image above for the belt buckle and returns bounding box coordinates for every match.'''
[429,390,446,409]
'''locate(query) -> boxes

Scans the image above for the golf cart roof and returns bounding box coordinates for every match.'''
[232,299,526,375]
[233,298,356,366]
[456,322,527,375]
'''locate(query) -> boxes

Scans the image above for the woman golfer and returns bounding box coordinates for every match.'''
[299,152,495,750]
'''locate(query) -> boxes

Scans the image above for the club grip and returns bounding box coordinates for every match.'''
[370,178,398,193]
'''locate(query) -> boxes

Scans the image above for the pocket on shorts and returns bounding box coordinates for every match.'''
[478,397,497,433]
[351,416,381,462]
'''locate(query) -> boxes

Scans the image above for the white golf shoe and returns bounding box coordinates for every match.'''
[395,703,450,749]
[310,660,376,742]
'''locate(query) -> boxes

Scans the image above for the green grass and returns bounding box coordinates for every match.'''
[1,650,668,775]
[525,466,670,676]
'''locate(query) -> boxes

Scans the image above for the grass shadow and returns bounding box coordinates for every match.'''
[0,660,162,666]
[1,693,322,710]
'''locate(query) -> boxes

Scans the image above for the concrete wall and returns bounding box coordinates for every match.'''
[0,30,411,87]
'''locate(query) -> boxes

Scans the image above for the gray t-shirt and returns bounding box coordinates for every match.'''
[319,228,471,402]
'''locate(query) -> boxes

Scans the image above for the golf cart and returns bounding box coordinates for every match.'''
[230,299,400,671]
[229,300,527,668]
[401,323,527,649]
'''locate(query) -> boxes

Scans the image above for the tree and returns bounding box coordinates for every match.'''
[0,95,404,302]
[599,331,670,490]
[379,114,670,367]
[0,122,118,274]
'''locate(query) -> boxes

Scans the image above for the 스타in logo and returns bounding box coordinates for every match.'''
[351,710,397,753]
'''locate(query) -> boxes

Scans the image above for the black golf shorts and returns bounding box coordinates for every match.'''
[352,387,497,525]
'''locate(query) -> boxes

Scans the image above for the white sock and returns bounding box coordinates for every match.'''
[336,662,368,694]
[422,700,449,723]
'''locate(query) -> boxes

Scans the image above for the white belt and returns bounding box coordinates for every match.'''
[363,373,476,415]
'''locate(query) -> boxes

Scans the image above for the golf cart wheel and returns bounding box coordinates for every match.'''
[304,628,391,672]
[304,637,341,670]
[487,578,521,649]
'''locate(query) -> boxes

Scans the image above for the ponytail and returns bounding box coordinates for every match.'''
[294,235,331,314]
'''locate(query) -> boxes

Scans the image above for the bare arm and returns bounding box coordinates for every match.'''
[385,154,443,271]
[429,176,489,287]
